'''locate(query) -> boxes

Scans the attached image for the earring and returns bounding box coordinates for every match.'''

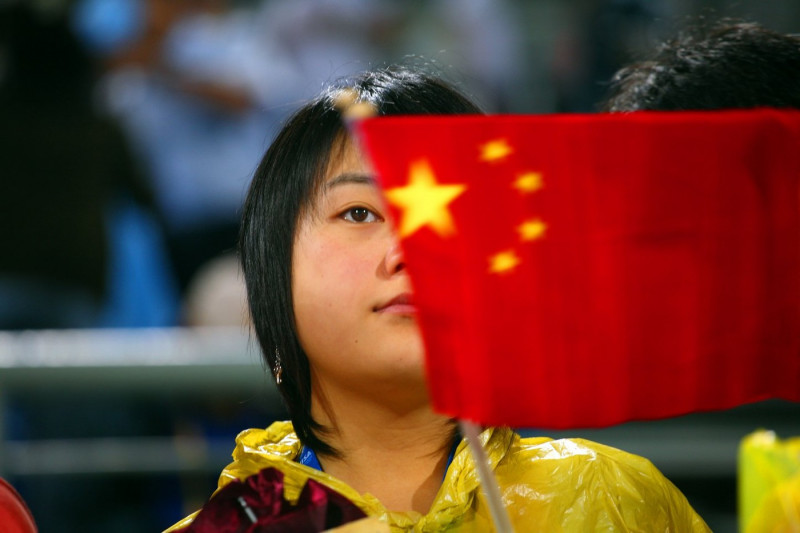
[274,347,283,385]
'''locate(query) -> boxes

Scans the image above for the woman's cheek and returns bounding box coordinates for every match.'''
[300,237,374,311]
[318,233,376,276]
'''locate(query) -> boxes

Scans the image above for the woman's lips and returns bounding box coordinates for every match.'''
[374,293,416,314]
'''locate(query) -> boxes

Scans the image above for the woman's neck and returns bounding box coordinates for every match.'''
[310,386,454,514]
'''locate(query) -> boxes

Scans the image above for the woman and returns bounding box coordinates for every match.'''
[167,66,709,531]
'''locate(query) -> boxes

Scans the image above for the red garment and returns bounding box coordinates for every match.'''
[0,478,37,533]
[178,467,365,533]
[356,109,800,429]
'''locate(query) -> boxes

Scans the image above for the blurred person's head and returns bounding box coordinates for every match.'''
[602,21,800,111]
[71,0,146,57]
[239,65,481,456]
[183,254,249,328]
[71,0,199,71]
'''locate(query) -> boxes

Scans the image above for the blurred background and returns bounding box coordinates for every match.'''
[1,0,799,531]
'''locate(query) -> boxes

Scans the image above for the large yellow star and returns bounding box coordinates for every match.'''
[513,172,543,193]
[488,250,521,274]
[517,218,547,241]
[480,139,513,162]
[384,159,467,238]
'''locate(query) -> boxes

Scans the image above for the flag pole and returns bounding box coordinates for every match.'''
[335,88,380,123]
[459,420,515,533]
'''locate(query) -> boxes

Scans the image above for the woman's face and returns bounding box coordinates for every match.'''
[292,139,427,404]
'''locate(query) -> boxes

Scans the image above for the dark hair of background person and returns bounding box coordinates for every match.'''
[0,3,156,328]
[601,21,800,111]
[0,3,95,106]
[239,66,483,456]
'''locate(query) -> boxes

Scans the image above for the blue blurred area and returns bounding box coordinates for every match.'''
[71,0,145,55]
[98,196,180,328]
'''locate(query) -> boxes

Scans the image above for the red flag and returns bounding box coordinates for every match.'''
[355,109,800,429]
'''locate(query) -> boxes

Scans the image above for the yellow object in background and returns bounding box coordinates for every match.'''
[739,430,800,532]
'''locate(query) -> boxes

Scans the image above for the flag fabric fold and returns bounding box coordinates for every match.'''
[355,109,800,429]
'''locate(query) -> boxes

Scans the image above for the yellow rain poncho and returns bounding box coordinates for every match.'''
[166,421,709,532]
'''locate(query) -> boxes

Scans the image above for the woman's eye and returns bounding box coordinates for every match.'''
[341,207,380,223]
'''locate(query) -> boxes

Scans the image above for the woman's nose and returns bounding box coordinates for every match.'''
[384,239,406,275]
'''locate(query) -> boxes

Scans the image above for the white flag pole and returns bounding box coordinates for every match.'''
[459,420,515,533]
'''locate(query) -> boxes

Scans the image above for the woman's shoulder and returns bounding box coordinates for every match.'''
[503,430,671,490]
[163,421,374,533]
[514,432,660,470]
[493,429,711,531]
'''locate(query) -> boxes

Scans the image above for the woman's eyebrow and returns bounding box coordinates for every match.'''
[324,172,377,189]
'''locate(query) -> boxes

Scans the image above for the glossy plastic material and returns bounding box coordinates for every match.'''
[166,422,709,532]
[739,430,800,533]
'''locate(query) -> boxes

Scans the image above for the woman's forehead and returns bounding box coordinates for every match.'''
[299,136,376,221]
[323,136,370,182]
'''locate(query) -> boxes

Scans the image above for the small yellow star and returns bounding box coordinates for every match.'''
[513,172,543,193]
[480,139,513,162]
[384,159,467,238]
[517,219,547,241]
[488,250,521,274]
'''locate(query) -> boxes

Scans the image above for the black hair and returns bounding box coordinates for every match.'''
[239,66,482,456]
[602,21,800,111]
